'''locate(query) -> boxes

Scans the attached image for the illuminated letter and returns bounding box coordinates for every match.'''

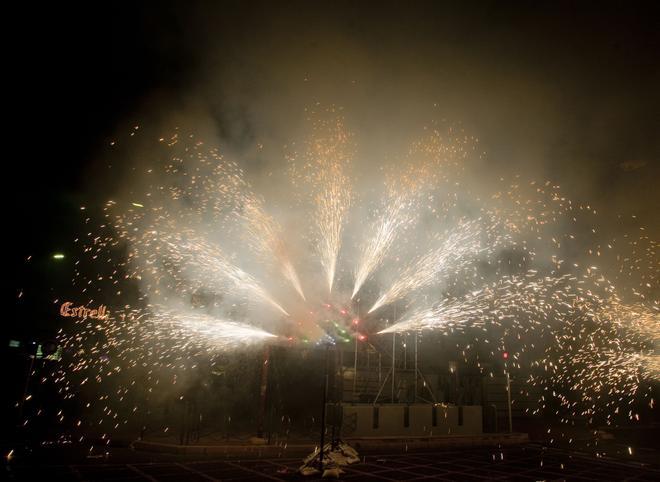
[60,302,73,317]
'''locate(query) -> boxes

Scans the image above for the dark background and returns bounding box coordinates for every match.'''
[2,2,659,463]
[7,0,660,358]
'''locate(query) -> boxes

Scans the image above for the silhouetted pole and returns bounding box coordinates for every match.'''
[391,305,396,403]
[506,371,512,433]
[414,333,418,402]
[319,345,330,471]
[353,299,360,400]
[257,345,270,438]
[391,333,396,402]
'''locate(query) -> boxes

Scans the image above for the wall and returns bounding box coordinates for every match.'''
[341,403,482,437]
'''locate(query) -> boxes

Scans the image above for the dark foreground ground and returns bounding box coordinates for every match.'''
[5,444,660,481]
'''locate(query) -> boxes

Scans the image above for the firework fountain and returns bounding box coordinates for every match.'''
[44,110,657,447]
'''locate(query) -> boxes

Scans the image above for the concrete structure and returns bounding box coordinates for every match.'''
[341,403,482,438]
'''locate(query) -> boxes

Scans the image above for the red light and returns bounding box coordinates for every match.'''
[352,318,359,325]
[502,351,509,360]
[358,334,367,341]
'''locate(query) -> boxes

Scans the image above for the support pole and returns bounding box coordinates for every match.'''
[403,336,407,370]
[416,367,437,403]
[373,367,392,405]
[391,333,396,403]
[331,346,338,449]
[378,353,382,384]
[319,346,329,471]
[353,299,360,400]
[391,305,396,403]
[506,370,513,433]
[353,334,358,400]
[414,333,418,402]
[257,345,270,438]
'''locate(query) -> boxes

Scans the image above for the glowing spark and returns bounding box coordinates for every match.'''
[241,197,306,300]
[150,308,277,348]
[353,192,412,298]
[369,220,484,313]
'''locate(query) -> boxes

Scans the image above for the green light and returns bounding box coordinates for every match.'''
[52,253,65,260]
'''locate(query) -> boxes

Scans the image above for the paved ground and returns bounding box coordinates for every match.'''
[5,444,660,481]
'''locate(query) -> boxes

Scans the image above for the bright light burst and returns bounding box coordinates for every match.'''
[46,112,658,444]
[352,191,414,299]
[368,220,489,314]
[287,114,353,293]
[150,308,277,348]
[240,193,306,301]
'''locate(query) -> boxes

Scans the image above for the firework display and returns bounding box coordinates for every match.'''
[25,112,656,449]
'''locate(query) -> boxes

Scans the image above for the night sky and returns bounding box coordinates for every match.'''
[3,5,660,473]
[9,1,659,338]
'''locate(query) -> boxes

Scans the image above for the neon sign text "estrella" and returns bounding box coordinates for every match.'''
[60,302,109,320]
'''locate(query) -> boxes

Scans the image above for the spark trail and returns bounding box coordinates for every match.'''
[49,114,658,442]
[162,232,290,316]
[352,191,414,298]
[287,115,353,293]
[240,196,306,300]
[368,220,486,313]
[379,273,575,334]
[150,308,277,348]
